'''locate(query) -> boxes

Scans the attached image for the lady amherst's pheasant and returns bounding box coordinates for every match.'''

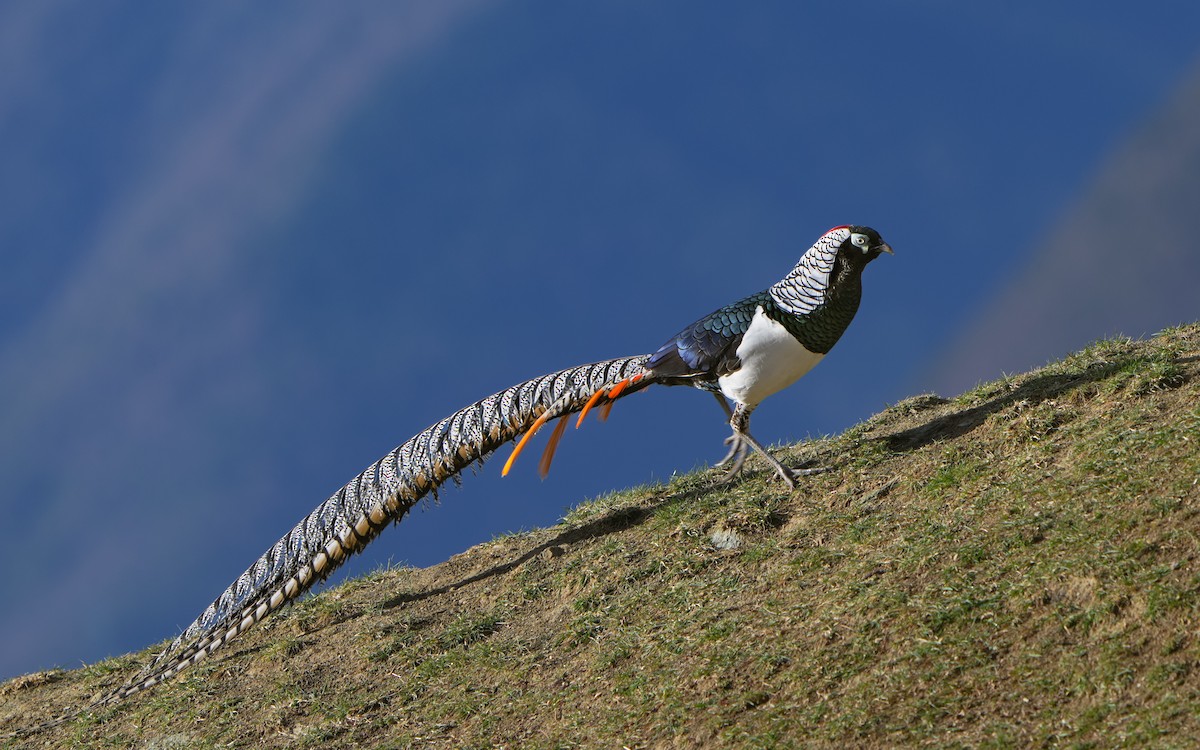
[504,224,892,486]
[42,224,891,726]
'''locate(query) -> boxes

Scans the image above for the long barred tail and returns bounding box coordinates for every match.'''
[102,354,653,705]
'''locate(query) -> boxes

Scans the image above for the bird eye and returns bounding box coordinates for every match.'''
[851,233,868,247]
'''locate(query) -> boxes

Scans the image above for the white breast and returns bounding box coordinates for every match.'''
[717,306,824,408]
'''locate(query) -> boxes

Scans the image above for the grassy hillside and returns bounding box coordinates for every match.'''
[4,325,1199,749]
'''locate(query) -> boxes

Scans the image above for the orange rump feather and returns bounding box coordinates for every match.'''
[501,409,553,477]
[575,388,609,428]
[504,372,646,477]
[537,416,570,478]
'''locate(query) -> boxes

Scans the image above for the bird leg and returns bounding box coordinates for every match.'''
[710,392,735,421]
[715,432,746,467]
[716,402,827,488]
[708,393,746,468]
[711,394,754,475]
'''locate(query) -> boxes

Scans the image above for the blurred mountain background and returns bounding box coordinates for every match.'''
[1,1,1197,681]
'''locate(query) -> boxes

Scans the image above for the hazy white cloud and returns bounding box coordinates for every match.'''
[925,58,1200,395]
[0,0,495,448]
[0,3,64,127]
[41,1,494,338]
[0,0,494,681]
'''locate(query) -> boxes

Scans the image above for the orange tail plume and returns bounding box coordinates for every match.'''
[595,374,640,422]
[506,371,648,477]
[501,409,553,477]
[574,373,644,428]
[606,376,638,400]
[575,387,609,428]
[537,416,570,478]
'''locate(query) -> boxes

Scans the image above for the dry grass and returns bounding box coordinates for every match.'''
[4,325,1199,749]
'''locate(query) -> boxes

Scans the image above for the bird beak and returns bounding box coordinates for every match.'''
[878,242,894,255]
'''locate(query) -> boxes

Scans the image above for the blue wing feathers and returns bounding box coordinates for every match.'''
[646,291,766,380]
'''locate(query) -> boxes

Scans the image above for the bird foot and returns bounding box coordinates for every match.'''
[713,434,742,468]
[713,431,828,489]
[718,451,829,490]
[768,463,831,488]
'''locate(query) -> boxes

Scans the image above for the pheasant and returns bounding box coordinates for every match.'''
[503,224,892,486]
[29,225,889,730]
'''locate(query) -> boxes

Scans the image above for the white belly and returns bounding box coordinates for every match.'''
[717,306,824,407]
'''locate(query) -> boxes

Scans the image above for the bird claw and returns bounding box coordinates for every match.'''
[715,442,829,490]
[713,421,828,489]
[714,434,745,470]
[783,457,831,477]
[767,463,830,488]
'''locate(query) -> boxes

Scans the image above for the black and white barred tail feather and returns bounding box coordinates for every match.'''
[100,354,652,705]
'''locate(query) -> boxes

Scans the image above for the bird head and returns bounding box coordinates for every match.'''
[840,225,893,262]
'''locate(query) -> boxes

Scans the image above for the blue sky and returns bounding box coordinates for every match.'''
[1,2,1198,682]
